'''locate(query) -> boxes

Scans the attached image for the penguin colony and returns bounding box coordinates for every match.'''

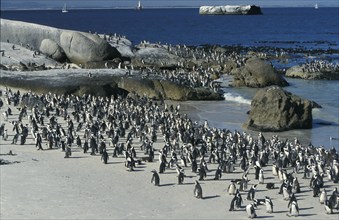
[0,87,338,218]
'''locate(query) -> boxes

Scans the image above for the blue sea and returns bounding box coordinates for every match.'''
[1,7,339,148]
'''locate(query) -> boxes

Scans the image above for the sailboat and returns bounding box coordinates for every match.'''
[314,3,319,9]
[136,1,143,10]
[62,3,68,13]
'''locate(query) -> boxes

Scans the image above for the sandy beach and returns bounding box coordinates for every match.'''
[1,85,338,220]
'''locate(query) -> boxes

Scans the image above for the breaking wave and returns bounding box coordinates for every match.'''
[223,92,251,105]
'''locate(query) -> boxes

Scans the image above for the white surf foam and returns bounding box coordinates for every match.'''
[223,92,251,105]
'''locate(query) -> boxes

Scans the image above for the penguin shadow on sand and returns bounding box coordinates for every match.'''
[202,195,220,200]
[65,156,86,159]
[106,161,125,165]
[158,183,176,187]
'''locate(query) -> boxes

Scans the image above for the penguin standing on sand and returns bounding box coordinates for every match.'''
[191,159,198,173]
[254,164,261,180]
[283,185,291,200]
[272,163,278,176]
[324,200,333,214]
[177,169,185,185]
[265,196,274,213]
[319,188,327,204]
[198,167,206,181]
[247,184,257,201]
[101,149,109,164]
[287,200,299,217]
[151,170,160,186]
[328,187,338,211]
[258,168,264,184]
[292,177,301,194]
[194,180,203,199]
[229,189,242,211]
[246,202,257,218]
[288,193,297,209]
[227,181,237,195]
[235,189,243,209]
[214,166,222,180]
[240,174,249,191]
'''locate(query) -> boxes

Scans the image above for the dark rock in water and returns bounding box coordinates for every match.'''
[60,31,121,65]
[232,58,289,88]
[244,86,313,132]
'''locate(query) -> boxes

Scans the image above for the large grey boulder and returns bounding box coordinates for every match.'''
[60,31,121,64]
[1,19,122,64]
[1,18,61,50]
[232,58,289,88]
[243,86,313,132]
[199,5,262,15]
[132,45,181,69]
[39,39,66,62]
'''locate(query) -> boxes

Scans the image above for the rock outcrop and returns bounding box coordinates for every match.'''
[60,31,121,64]
[231,58,289,88]
[243,86,314,132]
[39,39,66,62]
[199,5,262,15]
[0,69,223,101]
[1,19,121,64]
[286,65,339,80]
[117,77,223,101]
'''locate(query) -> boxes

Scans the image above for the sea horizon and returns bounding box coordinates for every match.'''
[1,5,339,11]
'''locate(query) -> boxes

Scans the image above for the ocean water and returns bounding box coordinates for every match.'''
[1,7,339,148]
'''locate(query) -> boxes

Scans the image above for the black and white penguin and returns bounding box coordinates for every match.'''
[229,189,242,211]
[254,164,261,180]
[151,170,160,186]
[258,168,264,184]
[283,185,291,200]
[324,200,333,214]
[328,187,338,211]
[198,167,206,181]
[247,184,257,201]
[227,181,237,195]
[272,163,278,176]
[239,174,249,191]
[288,193,297,209]
[177,169,185,185]
[292,177,301,194]
[229,194,238,211]
[265,196,274,213]
[319,188,327,204]
[246,202,257,218]
[214,166,222,180]
[194,180,203,199]
[287,200,299,217]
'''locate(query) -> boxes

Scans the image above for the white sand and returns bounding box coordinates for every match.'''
[0,86,338,220]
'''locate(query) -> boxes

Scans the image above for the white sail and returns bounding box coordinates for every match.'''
[314,3,318,9]
[136,1,142,10]
[62,3,68,13]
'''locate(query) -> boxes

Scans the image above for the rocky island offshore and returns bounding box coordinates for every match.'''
[199,5,263,15]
